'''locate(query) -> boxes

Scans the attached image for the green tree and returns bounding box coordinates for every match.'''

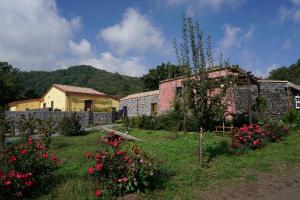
[142,63,187,90]
[0,62,23,110]
[268,59,300,84]
[174,15,235,131]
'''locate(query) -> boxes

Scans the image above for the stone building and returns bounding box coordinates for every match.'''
[120,90,159,117]
[121,67,300,118]
[235,80,300,118]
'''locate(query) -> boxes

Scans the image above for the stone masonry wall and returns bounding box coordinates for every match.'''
[235,82,292,118]
[120,95,159,117]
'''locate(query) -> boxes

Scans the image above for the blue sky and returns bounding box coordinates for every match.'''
[0,0,299,77]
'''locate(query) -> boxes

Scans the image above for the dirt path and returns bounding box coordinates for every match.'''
[197,164,300,200]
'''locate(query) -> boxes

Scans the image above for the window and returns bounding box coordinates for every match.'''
[175,86,183,97]
[296,96,300,109]
[151,103,158,115]
[43,103,46,109]
[51,101,54,109]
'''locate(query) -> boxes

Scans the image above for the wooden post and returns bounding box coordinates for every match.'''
[199,127,204,168]
[246,72,253,125]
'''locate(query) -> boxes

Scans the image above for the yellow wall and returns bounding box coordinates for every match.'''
[66,95,119,112]
[10,100,41,111]
[42,87,67,111]
[112,99,120,111]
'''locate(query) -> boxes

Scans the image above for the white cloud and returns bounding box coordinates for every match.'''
[58,52,147,77]
[0,0,82,70]
[165,0,244,15]
[99,8,165,56]
[277,0,300,24]
[283,39,292,50]
[70,16,82,30]
[220,24,241,53]
[253,64,279,78]
[219,24,255,57]
[68,39,92,57]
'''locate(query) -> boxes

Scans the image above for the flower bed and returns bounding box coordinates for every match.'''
[0,137,59,199]
[85,131,166,198]
[231,123,289,152]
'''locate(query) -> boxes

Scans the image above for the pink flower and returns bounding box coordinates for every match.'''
[116,151,124,155]
[8,171,15,178]
[51,155,59,162]
[118,177,128,183]
[87,167,94,174]
[36,143,43,150]
[21,150,27,155]
[95,162,103,171]
[9,156,17,163]
[140,159,144,164]
[84,152,93,158]
[27,137,33,145]
[95,189,103,197]
[4,180,11,186]
[42,153,49,159]
[16,172,22,179]
[25,180,33,187]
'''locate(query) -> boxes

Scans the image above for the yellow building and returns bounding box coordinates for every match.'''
[9,84,119,112]
[9,98,43,111]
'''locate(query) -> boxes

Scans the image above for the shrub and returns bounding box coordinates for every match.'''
[59,113,82,136]
[231,123,289,152]
[282,110,300,129]
[232,112,258,128]
[85,131,166,197]
[0,137,59,199]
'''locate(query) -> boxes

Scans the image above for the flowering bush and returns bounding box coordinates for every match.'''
[231,123,289,152]
[85,131,166,198]
[0,137,59,199]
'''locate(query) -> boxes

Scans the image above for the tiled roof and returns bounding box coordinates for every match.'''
[53,84,105,95]
[121,90,159,100]
[8,98,43,106]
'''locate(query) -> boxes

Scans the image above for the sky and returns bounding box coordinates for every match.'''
[0,0,299,77]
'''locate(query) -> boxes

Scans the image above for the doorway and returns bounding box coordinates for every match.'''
[84,100,93,111]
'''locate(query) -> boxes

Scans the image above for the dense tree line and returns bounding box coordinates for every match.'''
[142,62,187,90]
[268,59,300,84]
[17,65,146,97]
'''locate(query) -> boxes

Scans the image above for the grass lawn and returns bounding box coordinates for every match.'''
[40,129,300,200]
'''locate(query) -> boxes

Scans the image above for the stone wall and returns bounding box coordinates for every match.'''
[234,82,296,118]
[120,94,159,117]
[5,111,114,128]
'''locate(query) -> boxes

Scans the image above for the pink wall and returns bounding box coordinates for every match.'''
[158,69,237,115]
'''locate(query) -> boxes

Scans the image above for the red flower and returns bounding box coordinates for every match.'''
[95,162,103,171]
[27,137,33,145]
[9,156,17,163]
[116,151,124,155]
[4,180,11,186]
[25,180,33,187]
[95,153,101,161]
[95,189,103,197]
[8,171,15,178]
[87,167,94,174]
[16,172,22,179]
[84,152,93,158]
[21,150,27,155]
[36,143,43,150]
[51,155,59,162]
[42,153,49,159]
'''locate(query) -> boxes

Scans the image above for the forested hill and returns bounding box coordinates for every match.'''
[18,65,146,98]
[268,59,300,85]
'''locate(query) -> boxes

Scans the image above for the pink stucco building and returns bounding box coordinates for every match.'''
[158,68,243,114]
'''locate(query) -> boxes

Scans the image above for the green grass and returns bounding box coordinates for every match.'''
[39,129,300,200]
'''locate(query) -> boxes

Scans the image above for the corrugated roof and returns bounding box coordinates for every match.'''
[121,90,159,100]
[53,84,105,95]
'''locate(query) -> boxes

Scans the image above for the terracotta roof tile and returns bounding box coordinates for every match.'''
[53,84,105,95]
